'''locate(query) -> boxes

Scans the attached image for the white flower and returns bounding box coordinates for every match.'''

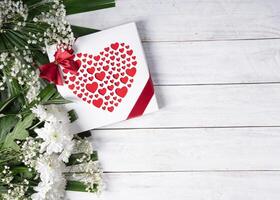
[31,104,70,124]
[35,154,66,183]
[32,155,66,200]
[31,155,66,200]
[35,121,74,159]
[31,179,66,200]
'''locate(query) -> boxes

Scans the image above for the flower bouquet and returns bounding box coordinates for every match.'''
[0,0,115,199]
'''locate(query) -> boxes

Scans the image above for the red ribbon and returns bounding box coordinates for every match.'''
[39,49,80,85]
[127,75,155,119]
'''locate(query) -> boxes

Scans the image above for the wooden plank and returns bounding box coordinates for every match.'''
[144,39,280,85]
[90,128,280,172]
[67,0,280,41]
[101,84,280,128]
[66,171,280,200]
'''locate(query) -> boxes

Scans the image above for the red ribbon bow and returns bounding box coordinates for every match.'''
[39,49,80,85]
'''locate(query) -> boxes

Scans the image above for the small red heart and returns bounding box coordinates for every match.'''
[86,82,98,93]
[113,73,119,79]
[126,67,136,77]
[119,48,124,53]
[104,47,109,52]
[111,42,119,50]
[68,84,75,90]
[132,61,137,66]
[110,56,115,60]
[120,76,128,84]
[127,50,133,56]
[94,55,100,61]
[108,85,114,91]
[77,53,82,58]
[108,106,114,112]
[93,98,103,108]
[103,65,109,71]
[87,67,95,74]
[105,96,110,100]
[116,86,128,98]
[98,88,106,95]
[95,72,105,81]
[87,60,92,65]
[69,76,76,82]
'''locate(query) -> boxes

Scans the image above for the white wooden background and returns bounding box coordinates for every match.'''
[66,0,280,199]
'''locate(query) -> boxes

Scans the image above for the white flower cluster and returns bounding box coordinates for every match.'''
[0,166,30,200]
[29,105,73,200]
[31,0,74,48]
[29,104,103,198]
[31,155,67,200]
[0,50,40,102]
[0,0,28,32]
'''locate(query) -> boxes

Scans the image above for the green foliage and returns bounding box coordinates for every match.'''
[64,0,115,15]
[2,114,34,151]
[0,116,19,147]
[71,25,99,38]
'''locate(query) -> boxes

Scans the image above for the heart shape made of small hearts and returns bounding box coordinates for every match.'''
[63,42,137,113]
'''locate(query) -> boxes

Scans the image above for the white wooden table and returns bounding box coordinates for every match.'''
[66,1,280,199]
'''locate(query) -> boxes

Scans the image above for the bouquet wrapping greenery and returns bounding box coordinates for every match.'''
[0,0,115,199]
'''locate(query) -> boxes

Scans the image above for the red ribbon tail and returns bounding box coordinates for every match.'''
[127,75,155,119]
[39,63,63,85]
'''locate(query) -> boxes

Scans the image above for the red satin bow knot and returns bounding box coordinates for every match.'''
[39,49,80,85]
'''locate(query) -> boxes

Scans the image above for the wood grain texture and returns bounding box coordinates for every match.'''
[67,171,280,200]
[144,39,280,85]
[68,0,280,41]
[66,1,280,199]
[90,127,280,172]
[102,84,280,129]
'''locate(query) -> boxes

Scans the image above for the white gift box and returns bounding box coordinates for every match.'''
[47,23,158,133]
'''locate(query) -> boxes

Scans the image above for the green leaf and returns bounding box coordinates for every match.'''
[68,109,78,122]
[67,151,98,166]
[3,114,34,150]
[11,166,35,179]
[64,0,115,15]
[71,25,99,38]
[0,94,19,113]
[38,84,57,103]
[66,180,87,192]
[0,115,18,147]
